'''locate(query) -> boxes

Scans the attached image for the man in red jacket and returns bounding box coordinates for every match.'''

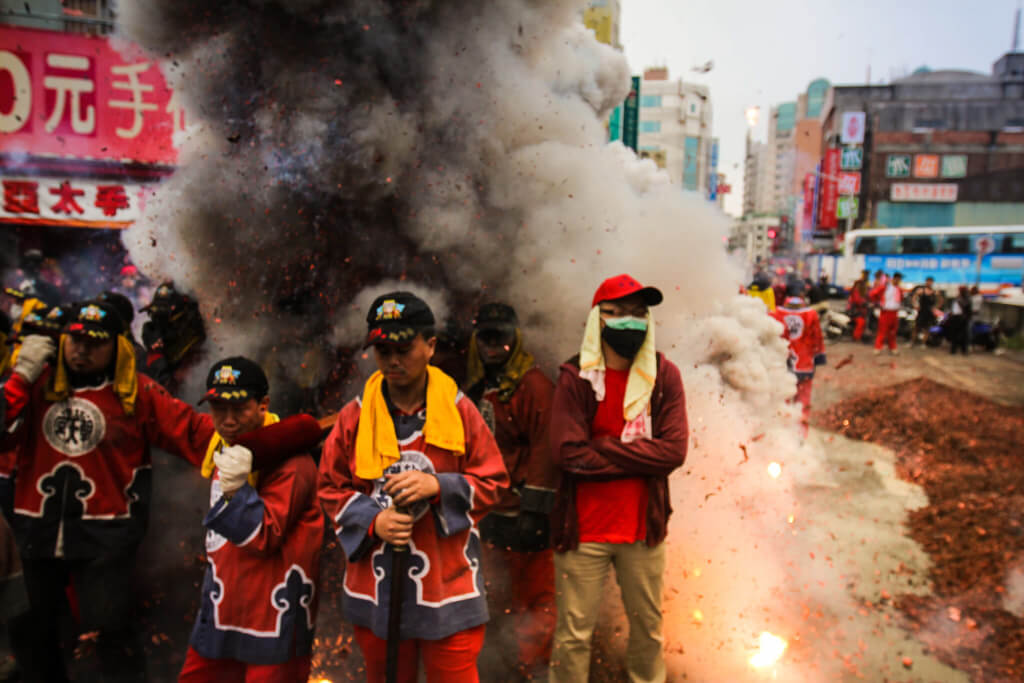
[548,274,688,683]
[465,302,556,679]
[2,300,215,682]
[871,271,903,355]
[178,357,324,682]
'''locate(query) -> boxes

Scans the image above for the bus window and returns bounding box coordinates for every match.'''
[854,237,876,254]
[940,235,971,253]
[1001,234,1024,254]
[901,235,937,254]
[875,236,899,253]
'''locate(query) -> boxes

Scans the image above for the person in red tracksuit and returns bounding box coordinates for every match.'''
[871,271,904,354]
[465,302,556,680]
[770,282,827,435]
[847,277,869,342]
[1,301,215,682]
[178,357,324,682]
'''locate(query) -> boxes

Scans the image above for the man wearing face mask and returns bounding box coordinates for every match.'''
[548,275,688,683]
[465,302,557,679]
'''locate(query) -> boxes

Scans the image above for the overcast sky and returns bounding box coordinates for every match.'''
[619,0,1021,216]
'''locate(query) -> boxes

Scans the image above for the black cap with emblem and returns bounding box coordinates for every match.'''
[65,301,124,340]
[199,356,269,404]
[364,291,436,348]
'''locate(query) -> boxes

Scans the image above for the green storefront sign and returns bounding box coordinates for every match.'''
[886,154,911,178]
[840,147,862,170]
[941,154,967,178]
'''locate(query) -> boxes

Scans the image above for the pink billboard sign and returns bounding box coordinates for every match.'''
[0,25,180,167]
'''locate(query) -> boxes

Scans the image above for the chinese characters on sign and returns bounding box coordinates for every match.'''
[836,196,859,220]
[0,25,181,166]
[837,172,861,196]
[886,155,912,178]
[913,154,940,178]
[0,175,143,226]
[840,147,862,170]
[818,148,840,229]
[890,183,959,202]
[840,112,866,145]
[941,155,968,178]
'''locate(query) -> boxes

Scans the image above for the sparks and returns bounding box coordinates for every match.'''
[767,462,782,478]
[692,609,704,622]
[749,631,788,669]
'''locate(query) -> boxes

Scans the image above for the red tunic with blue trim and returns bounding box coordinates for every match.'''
[1,370,212,559]
[189,454,324,665]
[770,297,826,378]
[317,390,508,641]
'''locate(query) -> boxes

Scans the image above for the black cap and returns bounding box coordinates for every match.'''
[98,291,135,329]
[21,304,67,339]
[141,282,183,314]
[364,291,435,348]
[65,301,124,340]
[474,302,518,333]
[199,356,269,404]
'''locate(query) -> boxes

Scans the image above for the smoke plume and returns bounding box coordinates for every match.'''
[115,0,872,679]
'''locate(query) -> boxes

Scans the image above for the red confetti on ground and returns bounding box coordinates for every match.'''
[815,377,1024,681]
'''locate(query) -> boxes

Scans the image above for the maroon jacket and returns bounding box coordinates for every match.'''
[549,353,688,551]
[477,367,557,515]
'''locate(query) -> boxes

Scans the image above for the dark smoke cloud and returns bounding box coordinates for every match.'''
[115,1,891,680]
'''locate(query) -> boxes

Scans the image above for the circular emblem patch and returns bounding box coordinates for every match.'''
[42,398,106,457]
[372,451,436,521]
[783,314,805,340]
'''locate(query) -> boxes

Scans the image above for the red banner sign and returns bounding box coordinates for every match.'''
[0,25,180,168]
[801,172,816,228]
[818,148,840,229]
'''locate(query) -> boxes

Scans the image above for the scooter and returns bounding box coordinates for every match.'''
[822,308,851,340]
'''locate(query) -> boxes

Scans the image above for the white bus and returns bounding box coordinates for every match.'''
[838,226,1024,292]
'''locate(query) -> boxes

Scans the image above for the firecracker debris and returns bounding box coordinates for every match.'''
[815,377,1024,682]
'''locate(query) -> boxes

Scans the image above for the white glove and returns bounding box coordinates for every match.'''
[214,444,253,495]
[13,335,56,384]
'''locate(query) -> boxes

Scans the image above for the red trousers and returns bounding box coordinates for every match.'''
[875,310,899,350]
[481,544,555,673]
[789,377,813,437]
[852,316,866,341]
[353,623,486,683]
[178,647,311,683]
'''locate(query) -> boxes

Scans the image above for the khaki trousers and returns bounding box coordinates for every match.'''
[549,541,666,683]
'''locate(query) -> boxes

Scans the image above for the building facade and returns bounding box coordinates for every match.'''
[820,54,1024,231]
[637,67,714,193]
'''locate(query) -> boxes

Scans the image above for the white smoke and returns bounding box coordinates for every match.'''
[113,0,870,679]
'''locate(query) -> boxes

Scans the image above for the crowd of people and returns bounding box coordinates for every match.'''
[746,265,993,438]
[844,269,985,356]
[0,265,690,683]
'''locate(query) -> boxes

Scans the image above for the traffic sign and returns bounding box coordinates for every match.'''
[975,236,996,255]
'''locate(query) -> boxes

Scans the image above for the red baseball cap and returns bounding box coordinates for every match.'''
[591,274,664,307]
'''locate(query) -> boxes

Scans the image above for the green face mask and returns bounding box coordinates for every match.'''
[603,315,648,332]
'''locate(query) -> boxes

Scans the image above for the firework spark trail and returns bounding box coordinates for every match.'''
[115,1,880,680]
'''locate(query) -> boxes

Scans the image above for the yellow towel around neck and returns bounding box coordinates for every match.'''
[354,365,464,480]
[202,411,280,488]
[578,305,657,421]
[46,334,139,416]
